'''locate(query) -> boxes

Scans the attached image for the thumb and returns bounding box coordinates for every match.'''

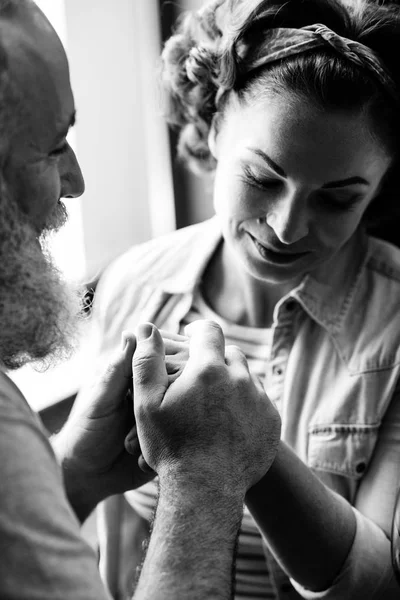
[133,323,168,413]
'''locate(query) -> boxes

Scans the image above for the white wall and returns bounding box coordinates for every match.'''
[65,0,175,280]
[35,0,87,281]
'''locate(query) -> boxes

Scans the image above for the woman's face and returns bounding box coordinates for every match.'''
[211,92,392,285]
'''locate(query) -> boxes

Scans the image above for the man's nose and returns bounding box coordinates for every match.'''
[266,190,309,244]
[60,143,85,199]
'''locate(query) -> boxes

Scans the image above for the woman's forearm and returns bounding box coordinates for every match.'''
[246,441,356,591]
[135,476,244,600]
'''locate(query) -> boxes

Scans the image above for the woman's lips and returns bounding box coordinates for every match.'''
[250,234,310,265]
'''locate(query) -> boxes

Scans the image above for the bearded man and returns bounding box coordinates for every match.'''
[0,2,280,599]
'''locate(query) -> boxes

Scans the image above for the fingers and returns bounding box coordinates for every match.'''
[185,320,226,366]
[138,454,155,473]
[121,331,137,378]
[251,374,265,395]
[84,333,136,414]
[160,330,188,345]
[225,344,250,374]
[164,336,189,382]
[163,335,188,357]
[124,423,139,455]
[124,425,154,473]
[133,323,168,411]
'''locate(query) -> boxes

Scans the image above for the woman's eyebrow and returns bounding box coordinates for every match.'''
[248,147,370,188]
[322,176,369,188]
[248,148,287,177]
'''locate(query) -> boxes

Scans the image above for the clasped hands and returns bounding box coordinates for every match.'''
[55,320,281,511]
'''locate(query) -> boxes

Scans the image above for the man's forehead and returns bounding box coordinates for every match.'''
[0,1,74,142]
[1,2,68,80]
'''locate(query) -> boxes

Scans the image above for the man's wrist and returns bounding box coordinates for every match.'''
[158,464,247,508]
[136,468,244,599]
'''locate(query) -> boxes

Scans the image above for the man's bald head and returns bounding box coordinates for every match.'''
[0,0,85,370]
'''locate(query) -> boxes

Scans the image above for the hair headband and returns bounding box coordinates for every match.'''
[247,23,398,101]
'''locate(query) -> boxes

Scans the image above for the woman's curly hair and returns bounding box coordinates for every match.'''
[161,0,400,178]
[161,1,224,173]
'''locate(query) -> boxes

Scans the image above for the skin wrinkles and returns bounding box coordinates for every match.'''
[205,91,392,326]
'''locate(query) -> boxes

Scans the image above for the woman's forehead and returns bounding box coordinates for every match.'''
[220,93,392,185]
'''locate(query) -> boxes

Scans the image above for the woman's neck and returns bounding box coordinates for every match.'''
[201,241,297,328]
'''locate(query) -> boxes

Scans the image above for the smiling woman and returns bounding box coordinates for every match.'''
[91,0,400,598]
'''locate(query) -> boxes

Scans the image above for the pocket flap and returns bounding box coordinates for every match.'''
[308,423,379,479]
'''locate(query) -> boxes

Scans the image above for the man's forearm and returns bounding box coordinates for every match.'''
[246,441,356,591]
[134,475,244,600]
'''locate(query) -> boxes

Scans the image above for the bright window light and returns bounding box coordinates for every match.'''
[34,0,87,282]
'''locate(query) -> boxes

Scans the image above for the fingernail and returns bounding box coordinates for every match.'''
[136,323,153,341]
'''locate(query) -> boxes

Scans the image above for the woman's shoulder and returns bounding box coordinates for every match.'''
[93,217,220,319]
[103,218,218,283]
[365,236,400,283]
[337,236,400,372]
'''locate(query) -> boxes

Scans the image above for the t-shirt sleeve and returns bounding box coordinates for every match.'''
[0,376,112,600]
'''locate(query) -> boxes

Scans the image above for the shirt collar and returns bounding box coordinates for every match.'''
[159,216,223,294]
[159,217,369,333]
[285,229,369,333]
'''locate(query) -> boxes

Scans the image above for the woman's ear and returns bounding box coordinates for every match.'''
[208,116,218,160]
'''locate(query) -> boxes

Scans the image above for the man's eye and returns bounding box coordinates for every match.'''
[50,143,68,158]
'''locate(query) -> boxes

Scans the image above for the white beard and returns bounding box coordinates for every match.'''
[0,185,83,370]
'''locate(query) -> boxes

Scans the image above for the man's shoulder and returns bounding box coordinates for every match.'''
[0,369,47,432]
[0,369,29,414]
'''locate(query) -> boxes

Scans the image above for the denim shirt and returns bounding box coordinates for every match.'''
[92,217,400,599]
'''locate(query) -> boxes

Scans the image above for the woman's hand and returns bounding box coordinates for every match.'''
[161,329,190,383]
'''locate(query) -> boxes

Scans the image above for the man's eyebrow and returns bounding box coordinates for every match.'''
[248,147,369,188]
[54,110,76,146]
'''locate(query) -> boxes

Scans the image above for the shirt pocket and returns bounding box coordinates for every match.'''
[307,423,379,480]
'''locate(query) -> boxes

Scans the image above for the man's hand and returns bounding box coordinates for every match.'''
[131,320,281,495]
[53,332,154,521]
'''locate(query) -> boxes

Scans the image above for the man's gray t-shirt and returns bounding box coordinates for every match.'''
[0,369,110,600]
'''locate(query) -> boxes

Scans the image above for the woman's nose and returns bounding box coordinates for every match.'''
[265,191,309,244]
[60,143,85,199]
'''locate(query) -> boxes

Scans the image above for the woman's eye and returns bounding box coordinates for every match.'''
[242,166,281,190]
[319,192,361,211]
[49,143,68,158]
